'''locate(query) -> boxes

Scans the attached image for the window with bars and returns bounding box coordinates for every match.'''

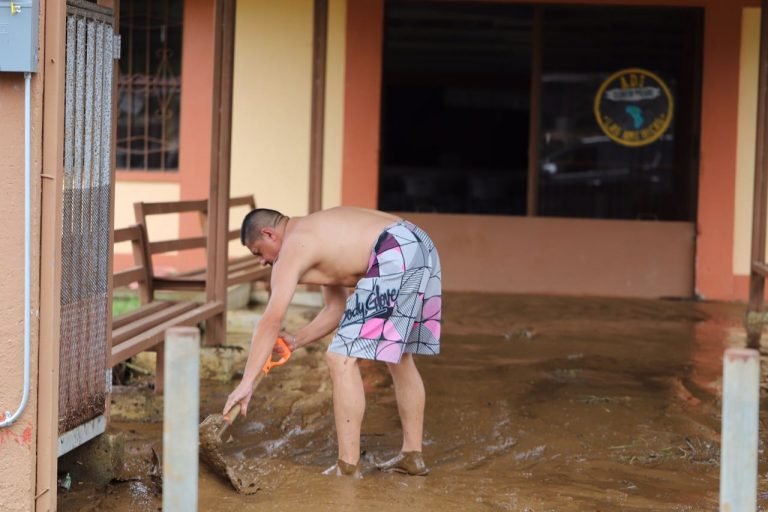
[116,0,184,171]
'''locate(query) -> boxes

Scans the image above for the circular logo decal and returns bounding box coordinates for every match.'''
[594,68,673,147]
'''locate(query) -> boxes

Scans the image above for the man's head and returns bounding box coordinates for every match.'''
[240,208,288,265]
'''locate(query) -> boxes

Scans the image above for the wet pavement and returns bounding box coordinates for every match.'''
[58,293,768,511]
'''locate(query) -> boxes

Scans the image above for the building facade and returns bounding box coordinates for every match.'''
[114,0,764,300]
[1,1,766,510]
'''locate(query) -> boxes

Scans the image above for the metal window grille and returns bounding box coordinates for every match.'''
[116,0,184,171]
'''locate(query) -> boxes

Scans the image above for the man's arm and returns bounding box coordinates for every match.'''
[241,262,299,382]
[224,246,303,416]
[286,285,348,349]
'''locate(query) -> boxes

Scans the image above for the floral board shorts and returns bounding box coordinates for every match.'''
[328,220,442,363]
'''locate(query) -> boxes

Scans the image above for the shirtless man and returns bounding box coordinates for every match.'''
[223,206,442,477]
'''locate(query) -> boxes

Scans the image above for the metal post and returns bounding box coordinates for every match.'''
[162,327,200,512]
[720,348,759,512]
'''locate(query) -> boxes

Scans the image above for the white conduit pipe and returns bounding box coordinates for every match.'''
[1,72,33,428]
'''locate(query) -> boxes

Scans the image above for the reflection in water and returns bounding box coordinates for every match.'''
[60,294,764,511]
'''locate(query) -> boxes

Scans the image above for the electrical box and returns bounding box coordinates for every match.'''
[0,1,38,73]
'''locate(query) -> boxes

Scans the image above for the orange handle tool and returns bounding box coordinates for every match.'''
[263,336,292,374]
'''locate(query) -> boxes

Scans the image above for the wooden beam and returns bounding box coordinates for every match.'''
[752,261,768,278]
[205,0,237,345]
[526,7,542,217]
[309,0,329,213]
[748,0,768,349]
[36,0,68,507]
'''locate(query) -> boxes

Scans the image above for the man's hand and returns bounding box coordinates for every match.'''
[277,331,297,353]
[223,376,256,418]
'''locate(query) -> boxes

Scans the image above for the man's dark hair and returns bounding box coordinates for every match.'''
[240,208,288,245]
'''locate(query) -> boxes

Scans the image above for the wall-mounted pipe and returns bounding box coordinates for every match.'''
[1,71,33,428]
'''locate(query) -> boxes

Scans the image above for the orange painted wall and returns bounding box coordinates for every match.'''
[342,0,760,301]
[177,0,215,270]
[0,64,42,512]
[695,2,756,300]
[341,0,384,207]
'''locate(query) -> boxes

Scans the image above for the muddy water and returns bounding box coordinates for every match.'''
[59,293,767,511]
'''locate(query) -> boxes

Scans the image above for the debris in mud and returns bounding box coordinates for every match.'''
[547,368,583,382]
[614,436,720,466]
[514,445,546,463]
[574,395,631,406]
[113,438,162,487]
[57,472,72,492]
[679,436,719,464]
[502,327,537,341]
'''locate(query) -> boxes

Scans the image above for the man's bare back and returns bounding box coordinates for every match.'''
[281,207,401,287]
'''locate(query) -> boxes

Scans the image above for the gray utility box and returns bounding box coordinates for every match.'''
[0,1,38,72]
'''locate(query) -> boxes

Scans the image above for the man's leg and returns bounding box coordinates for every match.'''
[378,352,430,475]
[326,351,365,466]
[387,353,425,452]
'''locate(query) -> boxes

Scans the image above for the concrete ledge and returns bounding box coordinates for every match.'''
[58,432,125,488]
[227,310,262,334]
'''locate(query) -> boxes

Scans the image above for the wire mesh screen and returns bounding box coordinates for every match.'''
[58,2,114,435]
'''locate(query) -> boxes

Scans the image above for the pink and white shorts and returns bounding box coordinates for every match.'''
[328,220,441,363]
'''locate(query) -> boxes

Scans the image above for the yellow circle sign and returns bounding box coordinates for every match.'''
[593,68,674,147]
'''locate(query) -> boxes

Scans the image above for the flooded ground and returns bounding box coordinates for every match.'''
[59,293,768,511]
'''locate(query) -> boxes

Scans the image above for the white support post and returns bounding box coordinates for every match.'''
[720,347,760,512]
[163,327,200,512]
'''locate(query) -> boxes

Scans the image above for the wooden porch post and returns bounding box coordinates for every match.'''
[36,0,68,508]
[309,0,329,213]
[205,0,236,345]
[748,0,768,348]
[526,7,542,217]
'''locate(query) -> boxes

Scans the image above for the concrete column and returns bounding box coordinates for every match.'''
[720,347,760,511]
[162,327,200,512]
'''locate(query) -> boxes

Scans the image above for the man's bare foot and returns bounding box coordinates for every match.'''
[321,459,362,479]
[376,451,430,476]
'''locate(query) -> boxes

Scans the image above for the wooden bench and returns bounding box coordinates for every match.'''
[133,195,271,293]
[111,225,224,393]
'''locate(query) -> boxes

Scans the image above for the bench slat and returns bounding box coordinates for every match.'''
[226,256,264,271]
[112,301,177,330]
[151,260,271,291]
[149,236,207,255]
[138,199,209,215]
[112,301,200,346]
[227,266,272,287]
[228,196,255,208]
[153,276,206,292]
[110,301,225,366]
[114,225,142,243]
[113,267,147,289]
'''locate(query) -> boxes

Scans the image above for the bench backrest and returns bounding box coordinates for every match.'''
[113,224,154,303]
[133,195,256,259]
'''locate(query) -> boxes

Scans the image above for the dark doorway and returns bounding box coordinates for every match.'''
[537,6,703,221]
[379,2,532,215]
[378,2,703,222]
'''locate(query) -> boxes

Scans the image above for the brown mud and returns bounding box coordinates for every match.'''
[58,293,768,511]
